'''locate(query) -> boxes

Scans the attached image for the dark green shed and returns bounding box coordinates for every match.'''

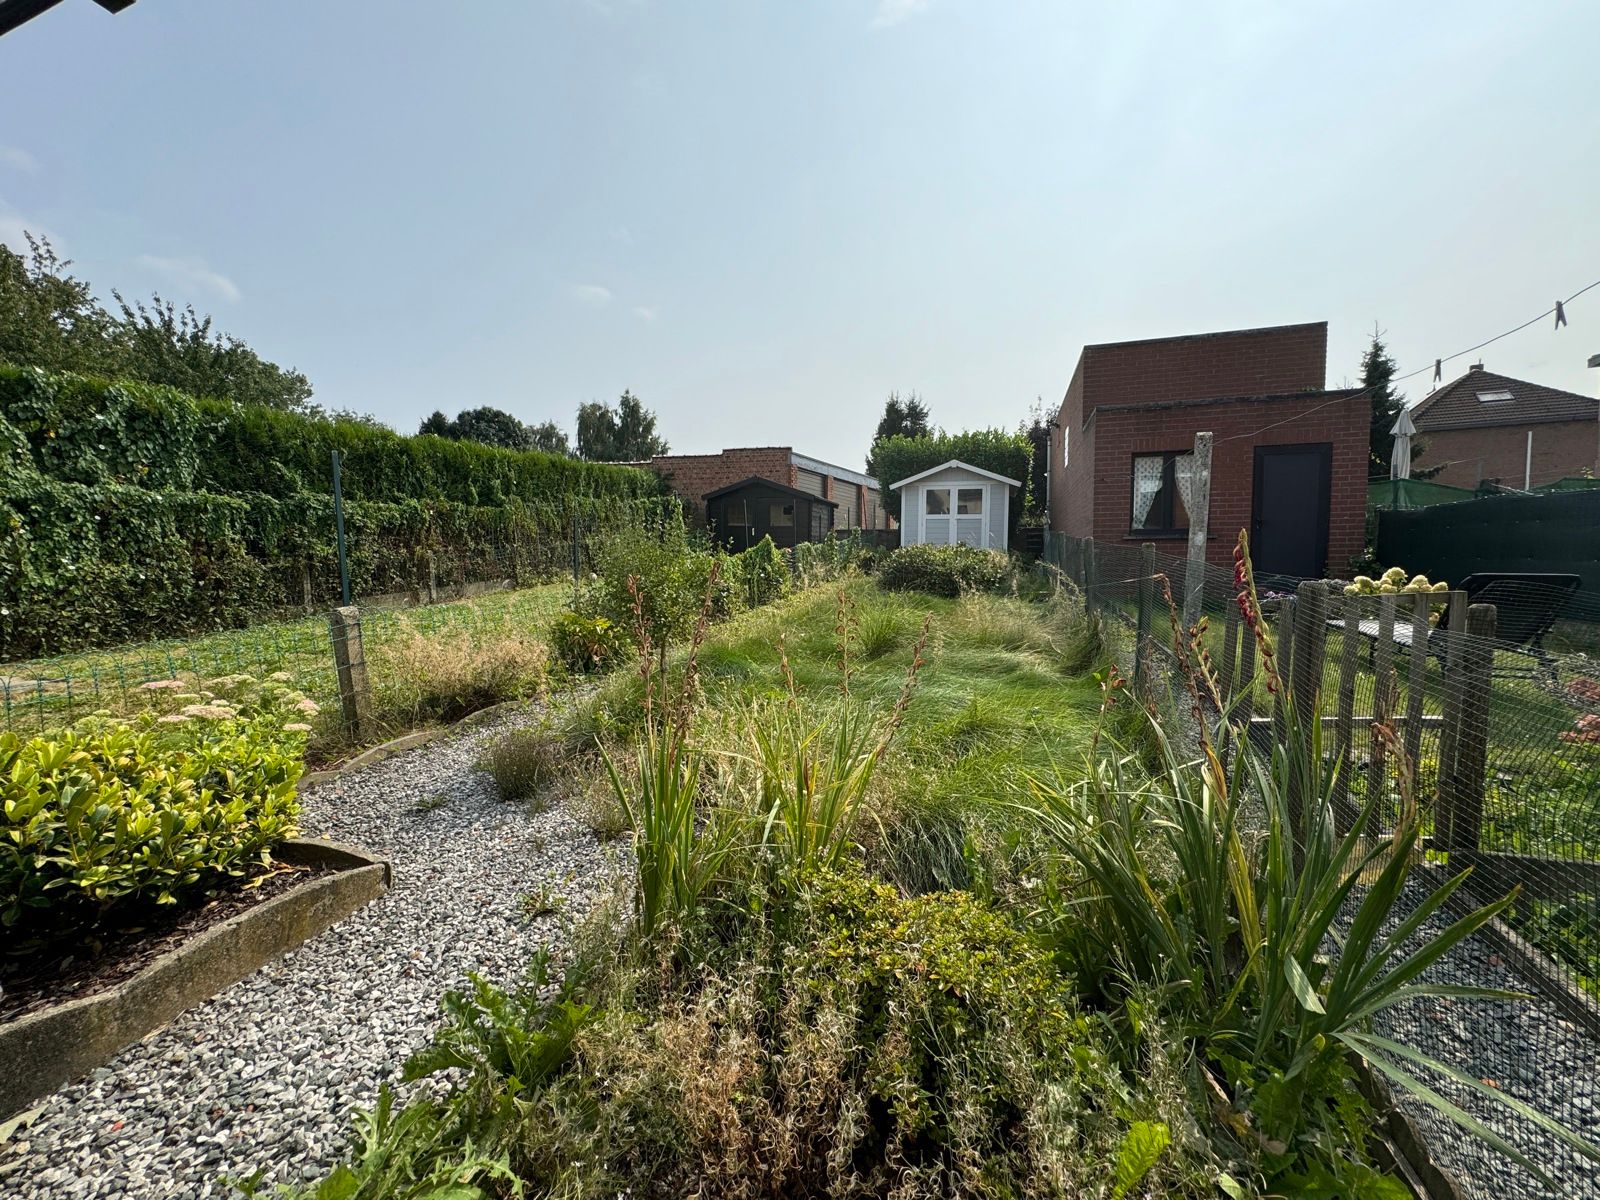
[703,476,836,551]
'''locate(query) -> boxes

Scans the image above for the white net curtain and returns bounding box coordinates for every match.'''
[1131,457,1165,528]
[1172,453,1195,528]
[1132,452,1194,530]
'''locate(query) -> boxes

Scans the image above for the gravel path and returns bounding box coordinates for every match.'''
[1,710,621,1200]
[1375,881,1600,1200]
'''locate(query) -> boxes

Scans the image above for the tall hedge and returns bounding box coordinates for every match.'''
[870,430,1034,523]
[0,367,673,658]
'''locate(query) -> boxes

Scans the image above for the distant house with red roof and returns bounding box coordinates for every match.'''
[1410,364,1599,490]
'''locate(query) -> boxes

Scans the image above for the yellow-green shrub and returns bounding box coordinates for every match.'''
[1,695,307,938]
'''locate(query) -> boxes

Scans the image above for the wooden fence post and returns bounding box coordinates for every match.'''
[1272,597,1295,745]
[300,560,314,613]
[1291,580,1330,728]
[328,606,371,739]
[1182,431,1213,633]
[1333,591,1360,826]
[1365,594,1398,805]
[1134,542,1156,696]
[1402,591,1430,778]
[1433,591,1468,844]
[1444,603,1496,852]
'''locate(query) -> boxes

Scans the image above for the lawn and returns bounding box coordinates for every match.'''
[0,583,571,750]
[274,563,1573,1199]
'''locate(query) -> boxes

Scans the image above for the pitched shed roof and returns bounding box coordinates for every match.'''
[702,475,838,507]
[1411,367,1598,432]
[889,460,1022,490]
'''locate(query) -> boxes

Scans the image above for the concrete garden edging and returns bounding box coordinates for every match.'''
[299,698,532,789]
[0,837,390,1121]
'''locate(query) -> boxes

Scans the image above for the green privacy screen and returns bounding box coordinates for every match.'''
[1375,489,1600,620]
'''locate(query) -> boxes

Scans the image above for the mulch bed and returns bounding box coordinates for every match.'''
[0,863,333,1024]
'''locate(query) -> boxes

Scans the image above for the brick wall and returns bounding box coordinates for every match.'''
[647,447,796,512]
[1085,392,1368,572]
[1077,322,1327,411]
[1049,323,1328,533]
[1412,421,1599,490]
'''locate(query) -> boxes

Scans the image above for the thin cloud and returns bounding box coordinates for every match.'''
[870,0,930,28]
[135,254,242,302]
[0,147,38,174]
[632,305,656,322]
[573,283,613,306]
[0,205,52,252]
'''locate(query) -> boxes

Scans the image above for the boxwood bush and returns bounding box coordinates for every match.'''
[0,675,311,940]
[876,543,1011,598]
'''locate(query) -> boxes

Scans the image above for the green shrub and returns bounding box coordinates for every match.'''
[877,543,1010,597]
[581,524,737,649]
[1,693,307,938]
[550,611,626,674]
[730,534,789,607]
[481,727,567,806]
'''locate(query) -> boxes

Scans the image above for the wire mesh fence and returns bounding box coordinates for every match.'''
[1046,531,1600,1199]
[0,572,576,742]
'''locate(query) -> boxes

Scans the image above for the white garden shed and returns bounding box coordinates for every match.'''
[890,460,1020,551]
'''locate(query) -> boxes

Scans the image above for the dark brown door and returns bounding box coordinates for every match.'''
[1251,443,1332,579]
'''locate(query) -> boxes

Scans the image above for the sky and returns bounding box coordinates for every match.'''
[2,0,1598,469]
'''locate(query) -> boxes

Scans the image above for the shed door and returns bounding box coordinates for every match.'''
[922,486,953,544]
[1251,444,1331,579]
[954,485,986,548]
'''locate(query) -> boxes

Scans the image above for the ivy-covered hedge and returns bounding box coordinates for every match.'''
[0,367,674,658]
[0,366,662,504]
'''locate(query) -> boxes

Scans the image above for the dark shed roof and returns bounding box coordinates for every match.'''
[1411,367,1598,432]
[702,475,839,507]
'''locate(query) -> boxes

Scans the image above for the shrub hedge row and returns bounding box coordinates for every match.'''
[0,367,673,658]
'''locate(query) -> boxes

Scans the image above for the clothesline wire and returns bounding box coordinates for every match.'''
[1214,275,1600,445]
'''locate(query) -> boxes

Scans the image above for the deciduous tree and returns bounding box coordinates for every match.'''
[577,390,669,461]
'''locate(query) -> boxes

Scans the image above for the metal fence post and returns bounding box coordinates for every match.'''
[331,449,352,608]
[1084,537,1098,614]
[327,605,371,738]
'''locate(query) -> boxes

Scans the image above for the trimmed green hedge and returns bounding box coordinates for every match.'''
[870,430,1033,524]
[0,367,674,658]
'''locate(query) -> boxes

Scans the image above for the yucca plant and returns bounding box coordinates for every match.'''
[1020,531,1600,1187]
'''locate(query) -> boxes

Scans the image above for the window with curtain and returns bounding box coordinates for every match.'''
[1130,452,1193,534]
[769,501,795,527]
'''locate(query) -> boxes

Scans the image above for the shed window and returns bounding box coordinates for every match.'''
[726,499,748,526]
[957,487,984,515]
[925,487,951,515]
[769,501,794,527]
[1130,452,1193,535]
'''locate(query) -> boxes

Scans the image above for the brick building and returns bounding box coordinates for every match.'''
[1409,364,1599,490]
[644,447,892,532]
[1048,322,1368,579]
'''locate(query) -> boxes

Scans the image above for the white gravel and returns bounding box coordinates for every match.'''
[0,710,622,1200]
[1373,881,1600,1200]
